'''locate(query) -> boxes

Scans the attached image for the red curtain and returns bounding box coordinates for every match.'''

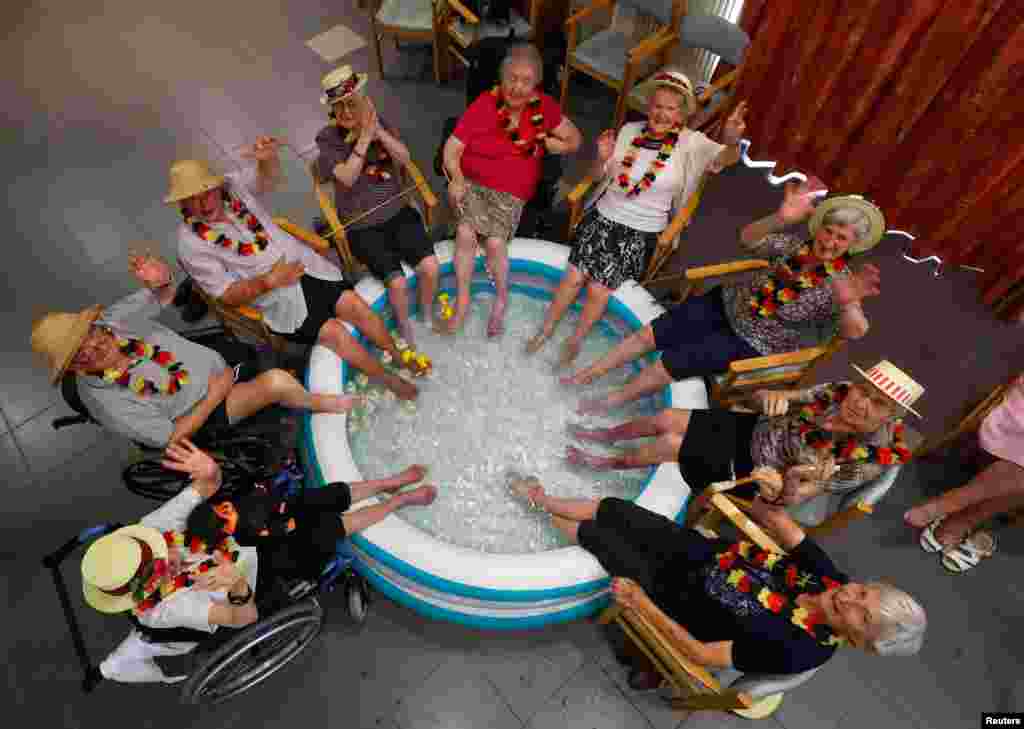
[735,0,1024,320]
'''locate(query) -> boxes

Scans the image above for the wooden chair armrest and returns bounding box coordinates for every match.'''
[566,0,615,29]
[697,68,740,105]
[233,304,265,321]
[628,29,679,62]
[657,179,705,246]
[273,217,330,253]
[404,159,438,209]
[728,344,833,374]
[567,175,595,205]
[446,0,479,24]
[707,493,785,553]
[685,259,769,280]
[628,607,721,691]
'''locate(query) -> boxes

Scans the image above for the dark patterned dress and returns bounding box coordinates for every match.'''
[568,209,657,290]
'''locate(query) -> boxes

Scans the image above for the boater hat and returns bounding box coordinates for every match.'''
[637,70,697,116]
[81,524,169,613]
[809,194,886,254]
[30,306,105,384]
[852,360,924,418]
[164,159,225,204]
[320,65,368,106]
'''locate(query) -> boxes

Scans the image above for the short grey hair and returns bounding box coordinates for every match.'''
[867,582,927,657]
[500,43,544,86]
[821,205,872,244]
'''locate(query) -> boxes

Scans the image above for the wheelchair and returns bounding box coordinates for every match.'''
[42,464,372,705]
[52,324,296,501]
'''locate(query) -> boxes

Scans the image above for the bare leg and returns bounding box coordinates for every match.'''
[562,281,612,366]
[578,361,675,415]
[562,324,657,387]
[905,459,1024,527]
[335,290,402,361]
[341,484,438,535]
[528,265,585,353]
[447,223,478,333]
[224,369,360,421]
[347,464,428,503]
[570,408,691,444]
[936,488,1024,545]
[550,514,581,543]
[510,478,601,521]
[385,274,414,348]
[415,256,440,330]
[566,433,682,470]
[318,320,418,401]
[483,236,509,337]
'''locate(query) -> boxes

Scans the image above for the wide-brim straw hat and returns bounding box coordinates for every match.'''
[30,305,105,384]
[164,159,225,204]
[636,70,697,117]
[81,524,169,614]
[809,194,886,254]
[852,360,924,418]
[320,65,368,106]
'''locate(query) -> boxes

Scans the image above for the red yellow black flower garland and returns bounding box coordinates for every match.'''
[748,244,851,318]
[132,531,240,615]
[492,87,547,158]
[181,189,270,256]
[102,337,189,396]
[617,124,680,198]
[796,383,912,466]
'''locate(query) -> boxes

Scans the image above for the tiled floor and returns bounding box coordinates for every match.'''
[5,2,1023,727]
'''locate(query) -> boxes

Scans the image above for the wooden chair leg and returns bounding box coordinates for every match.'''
[372,25,385,76]
[560,62,572,114]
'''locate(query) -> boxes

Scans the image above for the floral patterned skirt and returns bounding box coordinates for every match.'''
[568,209,657,290]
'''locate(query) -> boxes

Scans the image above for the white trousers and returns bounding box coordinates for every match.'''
[99,630,197,684]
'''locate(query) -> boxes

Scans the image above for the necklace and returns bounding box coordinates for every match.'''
[749,244,851,318]
[133,531,240,615]
[492,87,546,158]
[101,337,189,396]
[796,384,911,465]
[617,124,680,198]
[182,188,270,256]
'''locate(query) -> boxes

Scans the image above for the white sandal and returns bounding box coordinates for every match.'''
[941,531,996,573]
[919,517,946,553]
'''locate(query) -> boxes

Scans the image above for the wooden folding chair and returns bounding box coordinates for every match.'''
[915,375,1019,459]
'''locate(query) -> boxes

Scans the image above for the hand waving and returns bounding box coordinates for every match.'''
[162,439,222,498]
[241,135,280,162]
[778,176,828,225]
[832,263,881,306]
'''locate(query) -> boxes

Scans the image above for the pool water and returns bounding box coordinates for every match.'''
[346,286,661,555]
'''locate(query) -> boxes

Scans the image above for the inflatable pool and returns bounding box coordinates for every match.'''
[302,239,707,629]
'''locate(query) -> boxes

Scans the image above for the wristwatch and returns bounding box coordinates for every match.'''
[228,583,254,605]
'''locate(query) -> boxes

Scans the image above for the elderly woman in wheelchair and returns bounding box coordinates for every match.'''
[315,65,441,346]
[81,439,436,689]
[561,181,887,414]
[510,477,926,691]
[526,70,746,366]
[30,254,356,451]
[567,360,921,516]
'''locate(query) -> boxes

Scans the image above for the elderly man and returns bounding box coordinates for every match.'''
[169,138,423,402]
[30,255,355,449]
[567,360,922,510]
[442,43,582,336]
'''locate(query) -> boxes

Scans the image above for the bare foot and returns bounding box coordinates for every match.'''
[396,484,438,507]
[560,369,596,387]
[509,476,545,507]
[904,502,945,529]
[577,398,611,415]
[321,394,364,414]
[559,339,582,367]
[386,375,419,401]
[933,518,970,549]
[487,297,507,338]
[568,424,615,444]
[525,330,550,355]
[566,445,617,470]
[381,464,428,493]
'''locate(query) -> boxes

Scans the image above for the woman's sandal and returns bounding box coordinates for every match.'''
[941,531,996,574]
[919,517,947,553]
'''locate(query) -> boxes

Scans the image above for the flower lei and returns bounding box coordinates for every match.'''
[342,129,393,181]
[748,244,851,318]
[132,531,240,615]
[181,188,270,257]
[492,86,546,158]
[617,124,680,198]
[714,541,847,648]
[102,337,189,396]
[796,383,912,466]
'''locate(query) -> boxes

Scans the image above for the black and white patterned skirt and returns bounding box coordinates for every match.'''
[568,209,657,290]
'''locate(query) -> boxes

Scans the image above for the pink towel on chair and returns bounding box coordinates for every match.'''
[979,377,1024,468]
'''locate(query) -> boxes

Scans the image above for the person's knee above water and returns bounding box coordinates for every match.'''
[509,479,927,682]
[442,42,583,337]
[29,255,357,449]
[314,66,441,347]
[562,181,887,414]
[528,69,747,366]
[81,440,257,684]
[168,140,423,401]
[568,360,922,513]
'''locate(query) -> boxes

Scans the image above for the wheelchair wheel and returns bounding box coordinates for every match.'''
[122,459,189,501]
[213,436,277,479]
[180,598,324,705]
[345,573,369,624]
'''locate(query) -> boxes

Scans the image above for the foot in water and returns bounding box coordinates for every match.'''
[568,424,616,444]
[566,445,618,470]
[525,330,550,354]
[576,397,611,415]
[322,394,364,414]
[382,464,429,493]
[487,297,507,338]
[395,484,438,507]
[509,476,545,507]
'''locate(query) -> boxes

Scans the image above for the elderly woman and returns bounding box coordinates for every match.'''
[511,478,926,687]
[567,360,922,512]
[442,43,582,336]
[562,181,885,414]
[905,374,1024,572]
[526,70,746,365]
[30,255,356,449]
[315,66,440,346]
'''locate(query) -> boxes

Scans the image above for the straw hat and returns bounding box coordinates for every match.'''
[637,70,697,116]
[809,194,886,254]
[852,360,924,418]
[30,306,105,384]
[164,159,225,204]
[320,65,368,106]
[81,525,169,613]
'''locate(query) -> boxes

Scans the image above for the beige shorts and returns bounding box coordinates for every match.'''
[458,181,525,242]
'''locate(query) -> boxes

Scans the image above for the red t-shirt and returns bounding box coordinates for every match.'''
[453,90,563,201]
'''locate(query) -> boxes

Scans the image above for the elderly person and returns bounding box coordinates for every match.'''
[442,43,582,337]
[83,439,258,683]
[527,70,746,365]
[562,181,885,414]
[511,478,926,687]
[171,141,423,403]
[30,255,355,449]
[906,374,1024,572]
[567,361,921,512]
[315,66,440,346]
